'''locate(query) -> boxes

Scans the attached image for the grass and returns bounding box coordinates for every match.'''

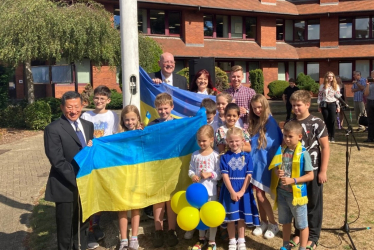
[27,98,374,250]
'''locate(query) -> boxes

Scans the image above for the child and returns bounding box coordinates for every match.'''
[248,94,283,239]
[269,121,314,250]
[147,93,179,248]
[200,98,218,132]
[215,103,251,155]
[81,85,119,249]
[214,93,243,128]
[219,127,260,250]
[289,90,329,250]
[117,105,142,250]
[187,125,220,250]
[282,78,299,121]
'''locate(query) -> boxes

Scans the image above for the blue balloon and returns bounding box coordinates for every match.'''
[186,183,209,208]
[196,219,209,230]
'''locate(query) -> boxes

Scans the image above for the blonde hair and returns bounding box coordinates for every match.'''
[118,105,141,132]
[154,93,174,107]
[248,94,271,149]
[289,90,311,104]
[324,71,339,91]
[231,65,243,73]
[216,92,233,103]
[197,125,214,148]
[226,127,245,163]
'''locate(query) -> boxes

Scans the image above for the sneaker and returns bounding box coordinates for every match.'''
[184,230,195,240]
[192,239,205,250]
[330,137,335,143]
[87,232,99,249]
[238,243,246,250]
[153,230,164,248]
[207,243,217,250]
[119,240,128,250]
[92,225,105,241]
[129,238,139,250]
[264,223,279,239]
[252,221,268,236]
[167,229,179,247]
[228,243,237,250]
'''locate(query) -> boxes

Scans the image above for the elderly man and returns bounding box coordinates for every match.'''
[44,91,94,250]
[148,52,188,90]
[352,71,367,131]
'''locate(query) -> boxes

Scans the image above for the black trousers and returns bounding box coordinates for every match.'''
[321,102,337,138]
[55,197,88,250]
[294,169,323,243]
[286,102,292,120]
[367,99,374,140]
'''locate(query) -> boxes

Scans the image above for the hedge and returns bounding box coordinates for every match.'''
[267,80,289,99]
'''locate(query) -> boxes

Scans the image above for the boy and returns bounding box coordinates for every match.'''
[271,121,314,250]
[200,98,218,131]
[81,85,119,249]
[289,90,330,250]
[282,78,299,121]
[147,93,179,248]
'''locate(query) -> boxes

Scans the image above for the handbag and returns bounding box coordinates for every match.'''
[319,101,327,108]
[359,115,368,127]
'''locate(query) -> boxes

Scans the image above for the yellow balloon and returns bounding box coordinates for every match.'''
[177,207,200,231]
[200,201,226,227]
[171,191,190,214]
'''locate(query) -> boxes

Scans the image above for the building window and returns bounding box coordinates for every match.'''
[278,62,286,81]
[150,10,165,35]
[339,62,353,81]
[168,11,181,35]
[276,19,284,41]
[138,9,147,33]
[339,18,353,39]
[339,17,374,39]
[307,62,319,82]
[296,61,304,77]
[204,14,256,40]
[356,60,370,78]
[285,20,293,42]
[308,20,320,40]
[355,17,370,38]
[294,21,305,41]
[76,59,91,84]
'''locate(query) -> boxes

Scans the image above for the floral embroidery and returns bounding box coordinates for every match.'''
[228,157,244,171]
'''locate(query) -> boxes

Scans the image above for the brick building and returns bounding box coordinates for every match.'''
[12,0,374,99]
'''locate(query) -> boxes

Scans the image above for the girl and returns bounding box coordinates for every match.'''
[248,94,283,239]
[215,103,250,154]
[117,105,142,250]
[214,93,243,128]
[318,72,341,142]
[189,69,218,95]
[219,127,260,250]
[187,125,220,250]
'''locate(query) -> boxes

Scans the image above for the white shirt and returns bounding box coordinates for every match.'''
[197,89,208,95]
[161,72,173,86]
[81,110,119,138]
[67,117,87,142]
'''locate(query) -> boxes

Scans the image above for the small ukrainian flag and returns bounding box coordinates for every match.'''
[143,111,151,126]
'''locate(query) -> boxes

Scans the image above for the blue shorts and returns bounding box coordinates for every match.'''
[277,188,308,230]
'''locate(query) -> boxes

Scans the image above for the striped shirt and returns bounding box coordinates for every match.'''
[352,78,366,102]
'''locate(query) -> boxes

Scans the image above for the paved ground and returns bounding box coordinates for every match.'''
[0,133,51,250]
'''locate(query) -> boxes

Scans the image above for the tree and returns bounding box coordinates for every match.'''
[249,69,264,94]
[0,0,120,103]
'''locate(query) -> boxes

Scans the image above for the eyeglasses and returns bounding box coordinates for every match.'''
[162,61,175,65]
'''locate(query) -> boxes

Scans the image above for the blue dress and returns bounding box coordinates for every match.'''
[219,151,260,226]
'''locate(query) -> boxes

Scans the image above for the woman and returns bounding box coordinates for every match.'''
[318,72,340,143]
[336,75,344,128]
[189,69,217,95]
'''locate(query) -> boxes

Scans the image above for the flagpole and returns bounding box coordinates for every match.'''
[120,0,140,109]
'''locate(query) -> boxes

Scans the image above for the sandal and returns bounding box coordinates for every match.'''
[306,241,318,250]
[289,239,300,249]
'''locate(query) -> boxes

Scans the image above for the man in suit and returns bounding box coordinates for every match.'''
[148,52,188,90]
[44,91,94,250]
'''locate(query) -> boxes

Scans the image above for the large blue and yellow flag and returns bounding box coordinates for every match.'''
[139,67,215,121]
[74,109,207,221]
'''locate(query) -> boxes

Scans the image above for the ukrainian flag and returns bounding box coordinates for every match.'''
[75,108,207,221]
[139,67,215,121]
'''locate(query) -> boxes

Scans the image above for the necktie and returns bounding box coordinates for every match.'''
[73,121,86,148]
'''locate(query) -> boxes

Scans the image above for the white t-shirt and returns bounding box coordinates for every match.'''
[188,150,221,196]
[81,110,119,138]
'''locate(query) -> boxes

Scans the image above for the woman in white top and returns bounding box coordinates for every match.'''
[189,69,218,95]
[317,71,340,142]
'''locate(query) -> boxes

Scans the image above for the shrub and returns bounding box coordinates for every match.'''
[249,69,264,94]
[267,80,289,99]
[41,97,61,121]
[0,105,26,128]
[106,89,123,109]
[296,73,319,94]
[24,100,51,130]
[0,66,12,110]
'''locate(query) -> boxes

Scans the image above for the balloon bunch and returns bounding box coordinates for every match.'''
[171,183,225,231]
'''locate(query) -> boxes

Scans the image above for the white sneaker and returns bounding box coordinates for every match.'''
[264,223,279,239]
[237,243,246,250]
[252,221,268,236]
[129,238,139,250]
[118,240,128,250]
[184,229,195,240]
[228,243,237,250]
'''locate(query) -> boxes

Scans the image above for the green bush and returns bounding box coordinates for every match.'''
[106,89,123,109]
[267,80,289,99]
[296,73,319,94]
[24,100,51,130]
[41,97,61,121]
[249,69,264,94]
[0,105,26,128]
[0,66,12,110]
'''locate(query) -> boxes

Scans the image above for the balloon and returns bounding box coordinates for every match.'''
[177,206,200,231]
[196,219,209,230]
[200,201,226,228]
[171,191,190,214]
[186,183,209,208]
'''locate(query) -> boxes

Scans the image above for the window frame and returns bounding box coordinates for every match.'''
[339,16,374,40]
[291,19,320,42]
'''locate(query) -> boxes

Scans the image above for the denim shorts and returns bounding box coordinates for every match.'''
[277,188,308,230]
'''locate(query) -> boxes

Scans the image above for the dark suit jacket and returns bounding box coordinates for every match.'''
[44,115,94,203]
[148,71,188,90]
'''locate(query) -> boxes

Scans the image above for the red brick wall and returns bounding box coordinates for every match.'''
[261,61,278,98]
[258,17,276,48]
[92,66,121,92]
[320,17,339,48]
[54,85,86,98]
[15,65,24,99]
[320,0,338,4]
[182,10,204,45]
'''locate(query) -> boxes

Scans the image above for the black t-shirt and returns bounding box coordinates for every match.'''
[283,86,300,103]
